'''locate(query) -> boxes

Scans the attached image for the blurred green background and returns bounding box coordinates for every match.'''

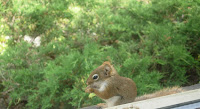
[0,0,200,108]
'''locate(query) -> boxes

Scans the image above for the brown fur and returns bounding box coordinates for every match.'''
[85,61,137,107]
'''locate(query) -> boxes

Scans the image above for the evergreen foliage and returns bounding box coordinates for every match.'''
[0,0,200,108]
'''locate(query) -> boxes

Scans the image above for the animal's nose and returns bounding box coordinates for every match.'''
[86,80,89,85]
[86,81,91,85]
[86,78,90,85]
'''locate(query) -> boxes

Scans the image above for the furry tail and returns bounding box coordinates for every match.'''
[135,87,184,101]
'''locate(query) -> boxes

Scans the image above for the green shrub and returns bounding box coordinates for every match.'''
[0,0,199,108]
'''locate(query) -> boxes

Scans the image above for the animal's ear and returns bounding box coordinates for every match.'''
[104,63,112,76]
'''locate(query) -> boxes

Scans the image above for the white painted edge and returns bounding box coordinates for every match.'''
[106,89,200,109]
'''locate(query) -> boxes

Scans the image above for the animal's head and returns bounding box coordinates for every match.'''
[86,61,116,85]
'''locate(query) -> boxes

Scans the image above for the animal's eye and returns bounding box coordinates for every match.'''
[92,74,99,80]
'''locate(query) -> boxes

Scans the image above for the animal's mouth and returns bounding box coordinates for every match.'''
[89,83,100,89]
[91,84,99,89]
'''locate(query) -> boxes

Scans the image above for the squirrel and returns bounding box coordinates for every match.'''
[85,61,137,108]
[85,61,184,108]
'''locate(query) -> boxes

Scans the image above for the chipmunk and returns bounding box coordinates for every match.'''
[85,61,137,108]
[85,61,184,108]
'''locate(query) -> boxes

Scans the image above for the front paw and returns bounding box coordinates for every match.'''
[85,86,94,93]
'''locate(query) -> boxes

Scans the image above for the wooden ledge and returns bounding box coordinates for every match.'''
[107,89,200,109]
[81,84,200,109]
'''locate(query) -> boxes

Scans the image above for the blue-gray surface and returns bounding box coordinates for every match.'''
[172,102,200,109]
